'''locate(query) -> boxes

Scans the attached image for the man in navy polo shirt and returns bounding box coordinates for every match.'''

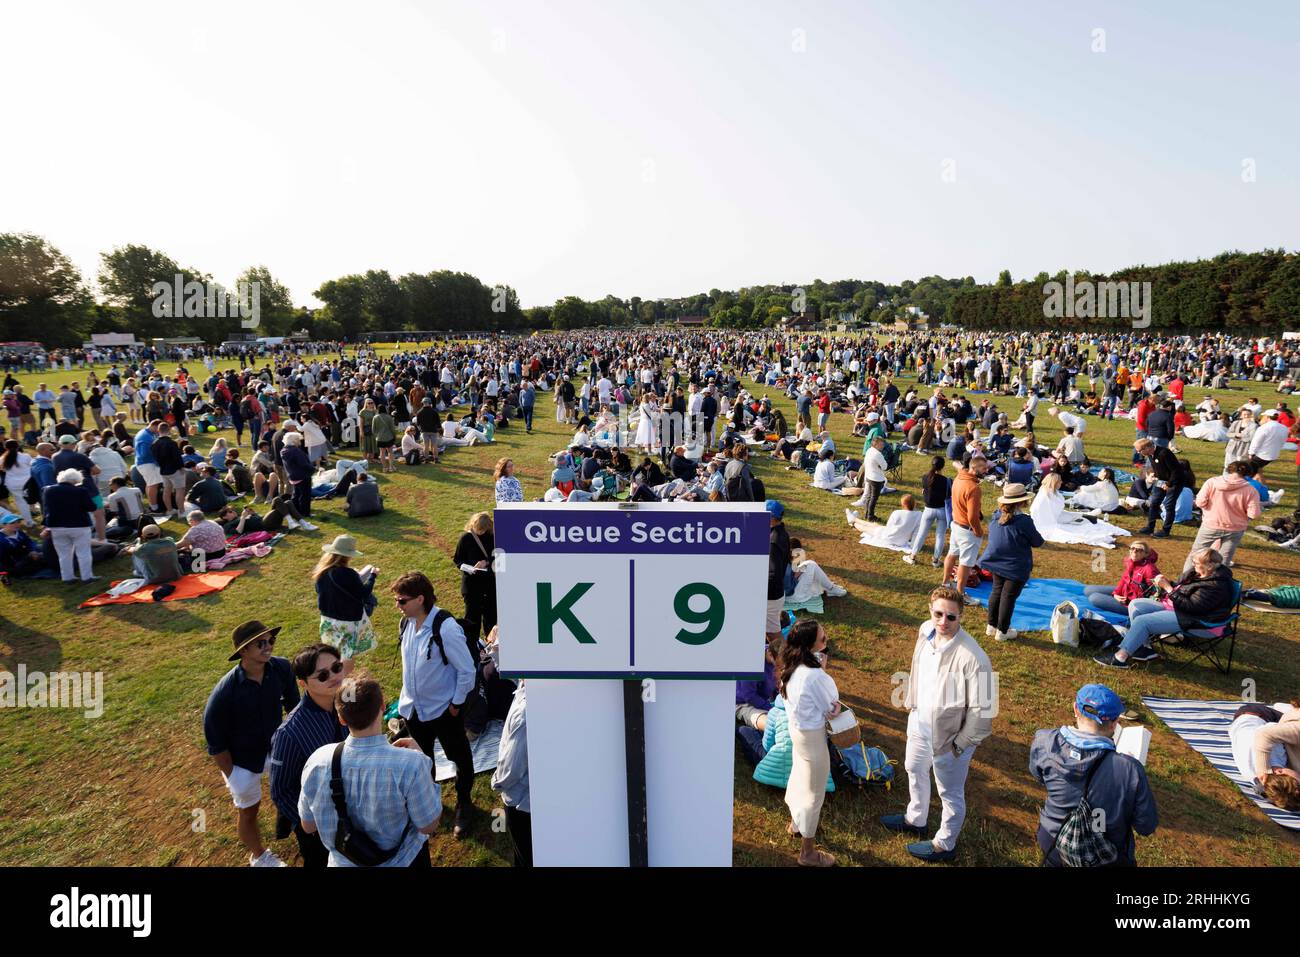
[203,620,300,867]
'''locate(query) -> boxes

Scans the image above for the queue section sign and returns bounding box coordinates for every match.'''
[494,502,768,680]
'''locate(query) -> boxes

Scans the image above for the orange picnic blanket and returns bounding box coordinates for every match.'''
[80,570,245,608]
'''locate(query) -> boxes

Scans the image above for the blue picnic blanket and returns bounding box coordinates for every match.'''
[1142,697,1300,831]
[1093,464,1137,486]
[963,577,1128,632]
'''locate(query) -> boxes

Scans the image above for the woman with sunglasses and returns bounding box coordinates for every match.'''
[1084,540,1162,616]
[268,643,355,867]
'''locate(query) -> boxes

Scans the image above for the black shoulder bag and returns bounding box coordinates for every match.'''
[329,742,411,867]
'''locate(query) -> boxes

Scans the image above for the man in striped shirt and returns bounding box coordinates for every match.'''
[269,644,353,867]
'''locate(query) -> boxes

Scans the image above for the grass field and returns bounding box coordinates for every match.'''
[2,348,1299,866]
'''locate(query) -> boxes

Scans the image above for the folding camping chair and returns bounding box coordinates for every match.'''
[883,440,905,486]
[1153,580,1243,675]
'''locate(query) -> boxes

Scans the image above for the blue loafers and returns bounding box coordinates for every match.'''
[879,813,926,837]
[907,840,957,863]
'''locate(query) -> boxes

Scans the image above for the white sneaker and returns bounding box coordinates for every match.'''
[285,517,301,530]
[250,849,287,867]
[993,629,1010,642]
[901,553,916,565]
[986,624,997,637]
[298,520,319,532]
[845,508,859,526]
[1003,628,1019,641]
[826,584,848,598]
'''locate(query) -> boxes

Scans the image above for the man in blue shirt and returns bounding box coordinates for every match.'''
[298,675,442,867]
[269,643,353,867]
[133,419,163,513]
[202,620,300,867]
[391,570,478,838]
[518,380,536,434]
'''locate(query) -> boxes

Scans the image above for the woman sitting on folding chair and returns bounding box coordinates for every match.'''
[1093,548,1236,670]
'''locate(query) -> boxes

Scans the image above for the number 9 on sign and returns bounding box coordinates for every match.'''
[674,583,724,646]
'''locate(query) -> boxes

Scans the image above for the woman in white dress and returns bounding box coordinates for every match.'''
[1030,473,1130,548]
[849,493,924,551]
[1,441,34,525]
[811,447,847,490]
[1070,468,1121,513]
[633,391,659,453]
[779,619,839,867]
[788,544,848,601]
[1183,414,1228,443]
[1224,410,1256,469]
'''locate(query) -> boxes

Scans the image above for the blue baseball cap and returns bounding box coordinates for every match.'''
[0,514,21,525]
[1076,684,1123,723]
[765,499,785,519]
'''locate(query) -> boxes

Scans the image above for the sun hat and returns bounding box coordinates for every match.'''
[228,619,283,661]
[997,483,1033,505]
[321,534,363,559]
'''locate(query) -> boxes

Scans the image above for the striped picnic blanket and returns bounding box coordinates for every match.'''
[1142,696,1300,830]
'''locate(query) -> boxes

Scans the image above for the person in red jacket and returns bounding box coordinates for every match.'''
[1083,541,1161,616]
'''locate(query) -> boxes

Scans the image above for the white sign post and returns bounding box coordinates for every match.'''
[494,502,768,866]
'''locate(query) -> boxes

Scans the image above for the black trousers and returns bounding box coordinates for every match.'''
[462,586,497,642]
[407,706,475,808]
[408,841,431,867]
[1024,412,1035,433]
[862,479,885,522]
[295,823,329,868]
[290,478,312,517]
[505,806,533,867]
[987,573,1026,633]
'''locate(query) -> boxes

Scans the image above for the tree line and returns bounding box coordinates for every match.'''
[1,233,1296,347]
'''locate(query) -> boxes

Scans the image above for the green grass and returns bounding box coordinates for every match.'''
[2,348,1299,866]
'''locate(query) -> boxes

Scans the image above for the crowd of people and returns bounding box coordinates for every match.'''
[6,324,1300,869]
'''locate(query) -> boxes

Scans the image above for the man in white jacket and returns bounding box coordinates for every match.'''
[880,585,994,862]
[1248,410,1289,475]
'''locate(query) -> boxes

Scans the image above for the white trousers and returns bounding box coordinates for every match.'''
[50,526,94,581]
[904,724,975,852]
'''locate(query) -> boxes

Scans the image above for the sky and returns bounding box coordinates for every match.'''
[2,0,1297,309]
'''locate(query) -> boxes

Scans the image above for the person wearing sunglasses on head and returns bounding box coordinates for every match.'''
[880,585,993,863]
[267,644,355,867]
[390,571,479,839]
[202,620,300,867]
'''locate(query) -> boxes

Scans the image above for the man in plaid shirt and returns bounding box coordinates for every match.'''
[298,675,442,867]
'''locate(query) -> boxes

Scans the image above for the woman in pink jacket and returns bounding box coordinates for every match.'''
[1085,541,1161,615]
[1181,460,1262,574]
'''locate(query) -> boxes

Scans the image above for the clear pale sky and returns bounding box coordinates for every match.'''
[2,0,1296,308]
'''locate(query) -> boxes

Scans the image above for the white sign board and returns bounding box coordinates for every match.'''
[494,502,768,679]
[492,502,769,866]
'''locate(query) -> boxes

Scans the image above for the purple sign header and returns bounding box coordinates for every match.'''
[494,507,770,555]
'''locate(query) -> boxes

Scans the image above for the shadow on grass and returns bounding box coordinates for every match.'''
[0,616,63,673]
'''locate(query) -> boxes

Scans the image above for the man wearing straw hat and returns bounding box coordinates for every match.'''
[202,619,301,866]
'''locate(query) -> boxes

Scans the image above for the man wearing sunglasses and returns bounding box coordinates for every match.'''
[880,585,993,862]
[202,619,301,867]
[391,571,479,838]
[268,644,355,867]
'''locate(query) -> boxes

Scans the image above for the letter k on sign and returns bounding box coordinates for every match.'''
[537,582,596,644]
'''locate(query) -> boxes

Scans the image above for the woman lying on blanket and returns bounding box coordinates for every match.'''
[848,494,922,551]
[217,495,315,536]
[787,539,848,602]
[1229,700,1300,811]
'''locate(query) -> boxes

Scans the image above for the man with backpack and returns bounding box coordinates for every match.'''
[297,674,442,867]
[1030,684,1158,866]
[390,571,479,839]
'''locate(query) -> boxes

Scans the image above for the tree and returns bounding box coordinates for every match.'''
[99,244,210,340]
[0,233,92,345]
[551,296,590,330]
[313,275,368,341]
[234,265,294,336]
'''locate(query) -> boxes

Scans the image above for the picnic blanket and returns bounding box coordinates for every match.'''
[79,570,245,607]
[1092,464,1137,486]
[207,543,272,570]
[963,577,1128,632]
[433,719,504,782]
[1142,696,1300,831]
[783,595,825,614]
